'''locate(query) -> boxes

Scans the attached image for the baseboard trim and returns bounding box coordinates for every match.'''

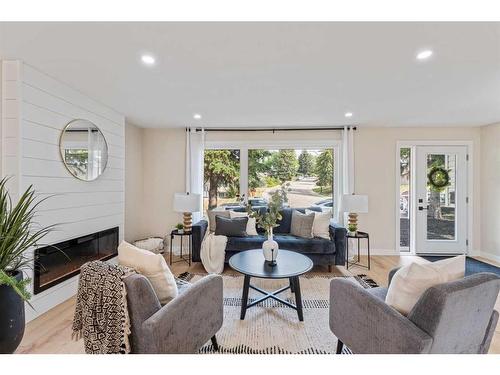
[478,251,500,264]
[370,249,400,256]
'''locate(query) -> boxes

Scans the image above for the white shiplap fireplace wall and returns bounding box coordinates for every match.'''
[1,60,125,322]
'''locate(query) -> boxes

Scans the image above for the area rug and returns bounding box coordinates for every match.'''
[178,272,378,354]
[420,256,500,276]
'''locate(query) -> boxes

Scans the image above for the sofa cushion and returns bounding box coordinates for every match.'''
[207,209,230,232]
[118,241,178,305]
[385,255,465,315]
[229,210,258,235]
[225,234,335,255]
[215,216,248,237]
[290,210,314,238]
[306,209,331,240]
[274,208,293,233]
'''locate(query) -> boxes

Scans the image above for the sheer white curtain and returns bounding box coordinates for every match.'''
[185,128,205,223]
[339,126,355,225]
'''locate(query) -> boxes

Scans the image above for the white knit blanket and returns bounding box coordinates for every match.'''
[200,232,227,274]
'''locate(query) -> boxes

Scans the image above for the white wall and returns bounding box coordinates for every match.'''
[480,122,500,263]
[125,122,145,242]
[1,61,125,321]
[141,128,186,237]
[141,126,482,256]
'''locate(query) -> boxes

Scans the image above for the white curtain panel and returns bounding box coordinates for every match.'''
[185,128,205,223]
[340,126,355,225]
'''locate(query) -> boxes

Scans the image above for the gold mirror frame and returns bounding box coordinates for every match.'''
[59,119,109,181]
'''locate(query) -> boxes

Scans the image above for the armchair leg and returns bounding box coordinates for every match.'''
[328,264,332,273]
[336,339,344,354]
[211,335,219,352]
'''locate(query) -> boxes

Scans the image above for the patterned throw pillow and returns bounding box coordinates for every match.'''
[290,210,314,239]
[305,209,331,239]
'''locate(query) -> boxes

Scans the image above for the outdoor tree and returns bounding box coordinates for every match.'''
[400,148,410,178]
[204,150,240,209]
[269,149,298,183]
[248,149,271,192]
[314,150,333,192]
[298,151,315,176]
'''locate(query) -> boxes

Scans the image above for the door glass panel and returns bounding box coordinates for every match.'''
[426,154,456,240]
[399,147,411,250]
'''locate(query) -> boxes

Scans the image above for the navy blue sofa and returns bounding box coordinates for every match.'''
[191,207,346,271]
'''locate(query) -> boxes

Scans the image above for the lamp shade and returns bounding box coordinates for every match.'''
[173,193,201,213]
[340,194,368,213]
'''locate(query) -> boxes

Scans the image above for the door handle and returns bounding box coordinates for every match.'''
[418,205,429,211]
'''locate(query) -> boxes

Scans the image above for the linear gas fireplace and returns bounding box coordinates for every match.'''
[34,227,119,294]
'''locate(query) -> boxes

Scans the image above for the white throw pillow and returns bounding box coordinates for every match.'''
[385,255,465,315]
[305,209,331,240]
[118,241,178,304]
[229,211,258,235]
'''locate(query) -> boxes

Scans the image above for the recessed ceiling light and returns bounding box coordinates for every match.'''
[193,114,202,120]
[344,112,353,118]
[416,50,433,60]
[141,54,156,66]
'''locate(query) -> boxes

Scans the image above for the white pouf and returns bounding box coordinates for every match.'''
[133,237,165,254]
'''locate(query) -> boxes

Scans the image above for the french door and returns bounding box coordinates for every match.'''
[415,146,468,254]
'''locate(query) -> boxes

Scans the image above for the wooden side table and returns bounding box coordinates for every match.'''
[346,231,370,270]
[169,230,192,266]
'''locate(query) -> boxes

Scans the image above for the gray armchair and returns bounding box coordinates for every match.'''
[124,274,223,353]
[329,270,500,354]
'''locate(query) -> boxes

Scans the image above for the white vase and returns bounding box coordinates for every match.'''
[262,228,279,264]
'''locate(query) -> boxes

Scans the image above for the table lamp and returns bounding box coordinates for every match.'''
[341,194,368,234]
[173,193,201,233]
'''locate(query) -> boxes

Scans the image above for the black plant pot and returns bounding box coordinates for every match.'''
[0,271,26,353]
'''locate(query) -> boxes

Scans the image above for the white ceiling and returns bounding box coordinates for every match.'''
[1,22,499,128]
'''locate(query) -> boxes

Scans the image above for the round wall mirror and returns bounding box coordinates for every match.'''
[59,119,108,181]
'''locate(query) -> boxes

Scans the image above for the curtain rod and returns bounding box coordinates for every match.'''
[192,126,356,132]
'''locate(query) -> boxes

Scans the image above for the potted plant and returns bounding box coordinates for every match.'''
[175,223,184,234]
[247,185,289,265]
[0,178,54,353]
[347,223,357,235]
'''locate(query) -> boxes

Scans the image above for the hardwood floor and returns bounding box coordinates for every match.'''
[15,255,500,354]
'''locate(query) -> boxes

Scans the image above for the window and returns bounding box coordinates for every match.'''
[248,149,334,213]
[399,147,411,251]
[203,143,338,219]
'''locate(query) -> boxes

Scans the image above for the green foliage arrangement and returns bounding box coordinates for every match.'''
[427,166,451,191]
[0,177,55,301]
[175,223,184,231]
[246,185,289,235]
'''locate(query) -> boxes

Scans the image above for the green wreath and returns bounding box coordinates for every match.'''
[427,166,450,189]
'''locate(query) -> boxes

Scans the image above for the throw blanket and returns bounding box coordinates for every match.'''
[72,261,135,354]
[200,232,227,274]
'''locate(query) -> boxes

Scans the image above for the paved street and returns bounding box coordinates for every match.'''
[261,177,331,207]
